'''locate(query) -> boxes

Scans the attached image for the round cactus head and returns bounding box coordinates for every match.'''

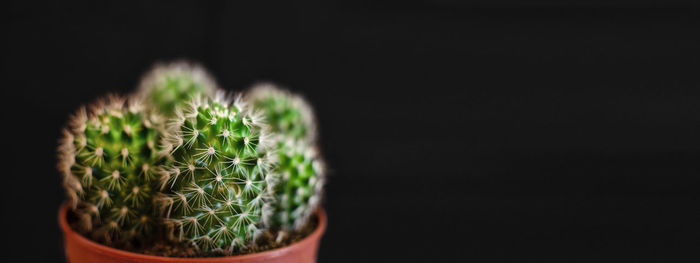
[272,139,325,232]
[137,61,218,117]
[156,93,277,254]
[246,83,317,142]
[247,84,325,234]
[57,95,164,245]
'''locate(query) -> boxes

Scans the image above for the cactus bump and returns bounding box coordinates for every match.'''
[137,61,218,117]
[58,95,164,245]
[156,94,277,254]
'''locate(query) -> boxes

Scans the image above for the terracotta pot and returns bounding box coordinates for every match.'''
[58,203,326,263]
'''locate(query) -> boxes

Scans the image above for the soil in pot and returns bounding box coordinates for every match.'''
[136,217,320,257]
[60,203,326,262]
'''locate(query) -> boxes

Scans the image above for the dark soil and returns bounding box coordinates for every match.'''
[67,210,319,258]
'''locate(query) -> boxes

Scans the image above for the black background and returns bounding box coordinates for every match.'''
[3,1,700,262]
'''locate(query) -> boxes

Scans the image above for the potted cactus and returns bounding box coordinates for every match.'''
[57,62,327,263]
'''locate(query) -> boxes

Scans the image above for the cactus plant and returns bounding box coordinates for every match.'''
[57,95,164,245]
[247,84,325,236]
[155,94,277,254]
[137,61,218,117]
[271,139,325,232]
[247,83,317,143]
[56,64,329,260]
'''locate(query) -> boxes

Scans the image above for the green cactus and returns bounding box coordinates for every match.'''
[155,94,277,254]
[137,61,217,117]
[247,84,325,236]
[58,95,164,245]
[247,83,317,142]
[272,139,325,232]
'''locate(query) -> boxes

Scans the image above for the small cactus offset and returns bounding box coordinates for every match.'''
[272,139,325,232]
[247,84,325,234]
[137,61,218,117]
[58,95,164,245]
[247,83,317,142]
[156,94,277,254]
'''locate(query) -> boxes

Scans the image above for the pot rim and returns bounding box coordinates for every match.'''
[58,202,327,262]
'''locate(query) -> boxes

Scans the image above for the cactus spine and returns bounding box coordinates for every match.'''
[58,95,163,245]
[156,94,276,254]
[137,61,218,117]
[247,84,325,233]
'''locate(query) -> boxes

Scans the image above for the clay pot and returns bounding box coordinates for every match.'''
[58,203,326,263]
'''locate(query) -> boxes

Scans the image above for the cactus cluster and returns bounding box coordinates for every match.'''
[58,96,163,245]
[58,62,326,256]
